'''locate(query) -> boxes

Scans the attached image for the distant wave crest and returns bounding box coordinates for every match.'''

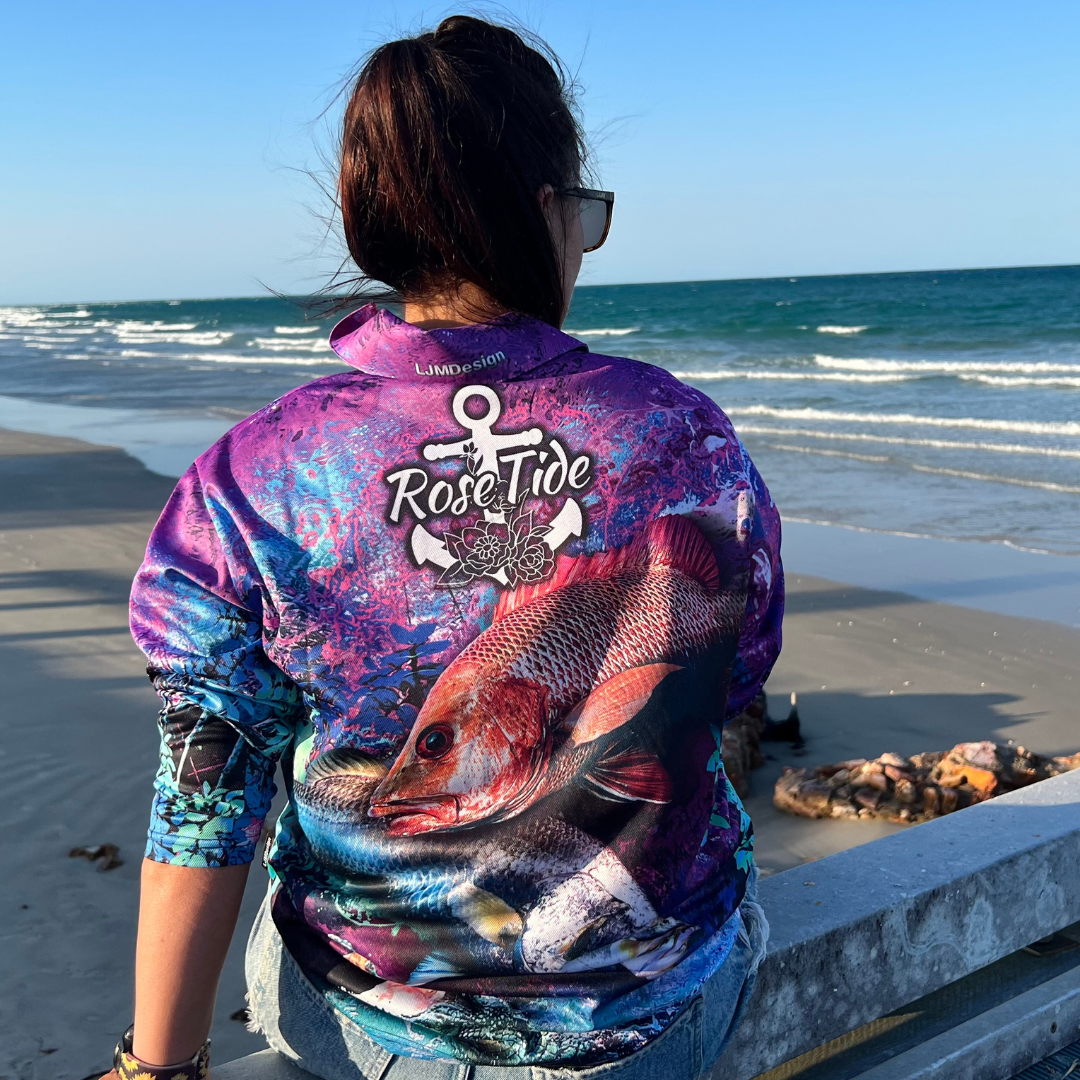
[729,404,1080,437]
[252,337,334,353]
[960,373,1080,389]
[115,320,198,332]
[757,441,1080,495]
[814,355,1080,375]
[736,423,1080,459]
[670,369,906,384]
[816,325,868,334]
[565,327,639,336]
[180,352,343,367]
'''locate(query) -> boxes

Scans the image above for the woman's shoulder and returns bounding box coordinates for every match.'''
[191,369,378,477]
[568,349,735,422]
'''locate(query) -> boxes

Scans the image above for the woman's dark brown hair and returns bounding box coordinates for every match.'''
[338,16,585,327]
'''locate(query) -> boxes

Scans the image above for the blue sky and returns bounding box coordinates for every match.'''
[1,1,1078,303]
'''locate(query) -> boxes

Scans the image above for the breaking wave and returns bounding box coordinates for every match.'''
[736,423,1080,459]
[728,404,1080,438]
[565,327,639,336]
[814,355,1080,375]
[757,442,1080,494]
[959,374,1080,389]
[671,370,907,384]
[179,352,344,367]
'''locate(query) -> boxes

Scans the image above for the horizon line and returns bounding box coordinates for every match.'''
[3,259,1078,308]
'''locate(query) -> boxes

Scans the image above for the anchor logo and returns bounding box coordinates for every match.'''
[384,385,592,588]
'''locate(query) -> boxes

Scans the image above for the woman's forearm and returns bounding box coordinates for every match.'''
[132,858,251,1065]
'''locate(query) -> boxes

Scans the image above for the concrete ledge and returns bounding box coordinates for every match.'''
[851,961,1080,1080]
[215,771,1080,1080]
[708,769,1080,1080]
[214,1049,314,1080]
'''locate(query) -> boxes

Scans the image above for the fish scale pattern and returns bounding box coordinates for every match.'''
[500,570,724,702]
[130,305,783,1068]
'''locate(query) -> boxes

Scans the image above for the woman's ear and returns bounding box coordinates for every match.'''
[536,183,556,212]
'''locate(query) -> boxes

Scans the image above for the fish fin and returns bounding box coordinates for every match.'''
[585,745,673,803]
[569,664,683,745]
[407,953,465,985]
[448,882,523,948]
[359,980,444,1017]
[493,516,718,621]
[306,747,389,784]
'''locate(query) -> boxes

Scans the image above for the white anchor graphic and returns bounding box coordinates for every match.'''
[423,385,543,477]
[409,385,584,580]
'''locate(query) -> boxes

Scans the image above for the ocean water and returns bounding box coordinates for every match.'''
[1,265,1078,558]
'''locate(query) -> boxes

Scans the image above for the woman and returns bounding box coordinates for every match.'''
[113,16,782,1080]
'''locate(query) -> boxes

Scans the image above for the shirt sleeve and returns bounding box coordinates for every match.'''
[725,446,784,719]
[130,462,303,867]
[612,384,784,721]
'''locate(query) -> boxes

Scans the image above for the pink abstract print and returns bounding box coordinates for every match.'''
[130,306,782,1067]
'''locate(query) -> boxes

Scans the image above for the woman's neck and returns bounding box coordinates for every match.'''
[403,283,506,329]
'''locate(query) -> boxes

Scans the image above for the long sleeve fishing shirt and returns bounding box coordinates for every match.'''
[130,305,784,1067]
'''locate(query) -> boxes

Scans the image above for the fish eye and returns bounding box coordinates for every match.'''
[415,723,454,760]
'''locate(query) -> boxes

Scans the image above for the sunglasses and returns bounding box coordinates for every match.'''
[557,187,615,252]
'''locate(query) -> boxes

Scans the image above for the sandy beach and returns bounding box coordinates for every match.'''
[2,426,1078,1079]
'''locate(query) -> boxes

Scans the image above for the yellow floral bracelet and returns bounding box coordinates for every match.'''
[113,1026,210,1080]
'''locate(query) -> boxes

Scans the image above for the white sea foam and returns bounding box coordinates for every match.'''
[0,309,48,327]
[816,325,868,334]
[273,325,320,335]
[251,337,334,353]
[763,442,891,464]
[960,374,1080,388]
[116,348,341,367]
[782,515,1058,554]
[179,352,343,367]
[736,424,1080,460]
[814,355,1080,375]
[19,325,96,337]
[114,331,235,346]
[728,404,1080,438]
[21,326,98,336]
[907,463,1080,495]
[670,370,907,384]
[760,442,1080,495]
[565,327,639,336]
[114,320,198,332]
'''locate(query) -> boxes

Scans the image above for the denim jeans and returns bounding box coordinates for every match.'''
[245,870,768,1080]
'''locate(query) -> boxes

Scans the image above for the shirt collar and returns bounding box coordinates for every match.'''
[328,304,589,380]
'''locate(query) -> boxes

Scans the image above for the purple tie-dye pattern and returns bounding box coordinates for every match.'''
[130,305,783,1067]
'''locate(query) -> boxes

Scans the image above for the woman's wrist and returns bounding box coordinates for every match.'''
[114,1025,210,1080]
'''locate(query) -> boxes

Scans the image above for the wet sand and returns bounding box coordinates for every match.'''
[746,573,1080,874]
[1,426,1077,1076]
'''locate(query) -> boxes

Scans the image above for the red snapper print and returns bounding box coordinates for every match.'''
[368,515,746,834]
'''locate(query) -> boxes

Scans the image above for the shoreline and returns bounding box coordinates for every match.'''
[2,395,1078,629]
[2,424,1078,1075]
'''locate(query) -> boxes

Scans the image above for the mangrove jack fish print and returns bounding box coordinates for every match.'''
[368,515,746,835]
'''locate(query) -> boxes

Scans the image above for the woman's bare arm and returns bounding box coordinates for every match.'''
[130,859,251,1065]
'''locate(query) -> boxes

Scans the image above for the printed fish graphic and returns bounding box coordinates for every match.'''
[368,514,744,836]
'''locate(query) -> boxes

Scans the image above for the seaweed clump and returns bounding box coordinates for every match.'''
[774,741,1080,824]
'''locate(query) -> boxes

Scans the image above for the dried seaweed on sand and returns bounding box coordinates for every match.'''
[774,741,1080,824]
